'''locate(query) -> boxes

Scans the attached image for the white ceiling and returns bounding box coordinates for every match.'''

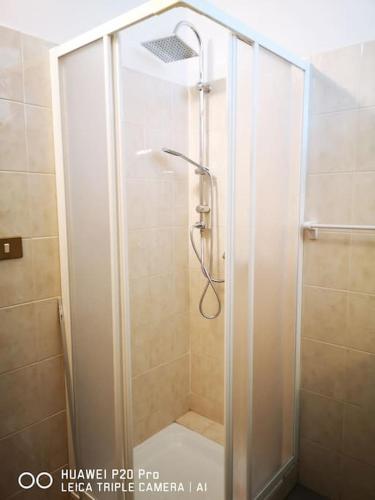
[1,0,375,56]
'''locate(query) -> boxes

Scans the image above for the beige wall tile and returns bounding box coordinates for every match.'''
[133,411,165,446]
[0,412,67,499]
[131,341,152,377]
[148,273,174,322]
[142,78,172,132]
[128,230,150,279]
[202,421,225,446]
[343,404,375,466]
[173,179,189,209]
[173,228,189,270]
[303,232,350,289]
[122,121,146,178]
[132,370,159,422]
[171,311,190,357]
[340,455,375,500]
[0,300,61,376]
[172,84,189,127]
[302,41,375,489]
[132,355,189,442]
[352,172,375,225]
[134,397,188,447]
[301,339,346,399]
[311,44,361,113]
[150,181,174,227]
[302,286,347,344]
[25,105,55,173]
[191,353,224,407]
[300,390,343,451]
[129,276,150,327]
[131,322,154,377]
[143,126,176,178]
[357,107,375,171]
[0,26,65,492]
[305,173,352,225]
[28,174,58,237]
[0,100,27,172]
[37,356,65,418]
[176,411,212,434]
[189,392,224,424]
[299,439,341,499]
[308,111,358,173]
[359,40,375,107]
[39,411,68,471]
[172,270,189,314]
[149,320,176,369]
[31,237,61,299]
[0,26,23,101]
[34,299,61,359]
[0,421,42,498]
[0,172,30,238]
[0,239,34,307]
[125,180,150,230]
[0,303,36,374]
[344,349,375,411]
[121,69,147,125]
[22,34,51,107]
[347,292,375,354]
[349,234,375,293]
[191,309,224,361]
[158,356,189,410]
[149,228,173,276]
[0,364,40,437]
[208,79,227,132]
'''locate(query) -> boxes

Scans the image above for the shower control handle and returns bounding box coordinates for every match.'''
[196,204,210,213]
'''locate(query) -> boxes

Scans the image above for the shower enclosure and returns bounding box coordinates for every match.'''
[51,1,309,499]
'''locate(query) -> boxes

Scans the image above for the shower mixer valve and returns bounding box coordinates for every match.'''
[196,204,210,213]
[196,81,211,93]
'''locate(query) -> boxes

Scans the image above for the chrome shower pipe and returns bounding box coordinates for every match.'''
[173,21,208,216]
[163,22,224,319]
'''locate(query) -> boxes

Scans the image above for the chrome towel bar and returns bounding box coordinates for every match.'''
[303,221,375,239]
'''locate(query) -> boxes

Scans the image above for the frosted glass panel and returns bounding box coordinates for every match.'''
[60,40,118,498]
[251,48,303,495]
[231,38,253,500]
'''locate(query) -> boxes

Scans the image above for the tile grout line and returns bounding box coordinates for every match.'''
[0,170,55,175]
[304,283,375,298]
[302,336,375,357]
[0,408,66,443]
[0,352,63,377]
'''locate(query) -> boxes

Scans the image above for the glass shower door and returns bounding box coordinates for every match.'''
[58,38,125,500]
[230,38,305,499]
[251,46,304,497]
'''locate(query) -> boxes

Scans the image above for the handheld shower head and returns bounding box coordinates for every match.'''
[162,148,209,174]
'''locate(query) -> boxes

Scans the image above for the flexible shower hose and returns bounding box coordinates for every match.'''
[190,172,224,320]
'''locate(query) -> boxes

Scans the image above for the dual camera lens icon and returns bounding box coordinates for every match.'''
[18,472,53,490]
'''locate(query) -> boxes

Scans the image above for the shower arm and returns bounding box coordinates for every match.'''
[173,21,208,171]
[173,21,204,84]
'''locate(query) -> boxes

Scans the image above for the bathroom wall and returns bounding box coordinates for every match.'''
[301,41,375,499]
[188,79,226,424]
[122,67,191,445]
[0,26,67,499]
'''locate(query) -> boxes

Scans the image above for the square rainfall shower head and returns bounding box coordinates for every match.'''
[142,35,198,63]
